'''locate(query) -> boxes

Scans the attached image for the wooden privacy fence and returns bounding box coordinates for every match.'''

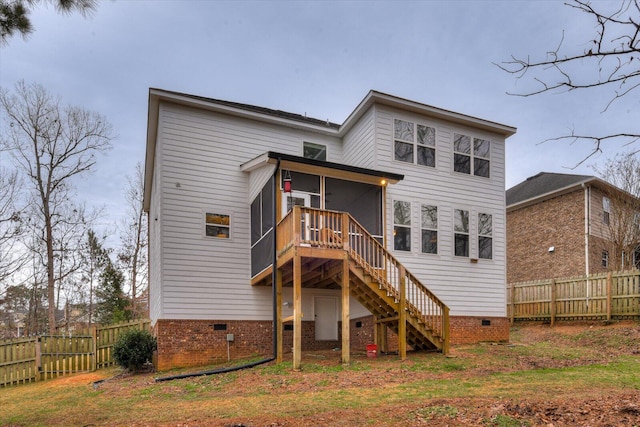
[508,271,640,324]
[0,319,150,387]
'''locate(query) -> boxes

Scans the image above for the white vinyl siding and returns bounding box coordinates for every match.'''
[149,96,510,323]
[157,102,342,320]
[342,107,376,169]
[374,106,507,317]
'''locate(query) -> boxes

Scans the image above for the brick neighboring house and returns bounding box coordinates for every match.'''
[506,172,640,284]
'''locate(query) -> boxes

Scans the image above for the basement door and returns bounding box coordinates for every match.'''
[314,296,338,341]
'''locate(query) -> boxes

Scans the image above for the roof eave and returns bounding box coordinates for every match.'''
[340,90,517,137]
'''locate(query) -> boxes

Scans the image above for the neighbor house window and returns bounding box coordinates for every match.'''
[421,205,438,254]
[303,142,327,161]
[206,212,230,238]
[478,213,493,259]
[602,250,609,268]
[454,209,469,257]
[454,133,491,178]
[394,119,436,167]
[602,197,611,225]
[393,200,411,251]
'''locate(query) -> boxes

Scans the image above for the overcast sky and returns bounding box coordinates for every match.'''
[1,0,637,244]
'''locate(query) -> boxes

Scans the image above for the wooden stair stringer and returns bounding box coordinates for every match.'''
[347,259,443,351]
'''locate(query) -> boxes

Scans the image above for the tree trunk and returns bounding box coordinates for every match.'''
[46,216,56,335]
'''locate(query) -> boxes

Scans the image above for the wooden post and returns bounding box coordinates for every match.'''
[276,267,284,364]
[377,321,388,354]
[550,279,557,327]
[35,337,41,381]
[341,256,350,365]
[509,282,515,324]
[606,271,613,321]
[442,306,450,354]
[293,253,302,370]
[341,212,350,251]
[91,326,97,371]
[398,266,407,360]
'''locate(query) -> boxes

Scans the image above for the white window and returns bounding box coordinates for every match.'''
[394,119,436,167]
[393,200,411,251]
[454,209,469,257]
[602,197,611,225]
[421,205,438,254]
[454,133,491,178]
[602,250,609,268]
[478,213,493,259]
[205,212,230,238]
[303,142,326,161]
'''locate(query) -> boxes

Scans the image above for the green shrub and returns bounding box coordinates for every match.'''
[113,329,157,372]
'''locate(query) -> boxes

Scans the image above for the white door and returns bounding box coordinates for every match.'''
[283,191,313,242]
[314,296,338,341]
[282,191,311,217]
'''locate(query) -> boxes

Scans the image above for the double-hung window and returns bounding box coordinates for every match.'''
[394,119,436,167]
[454,209,469,257]
[602,197,611,225]
[454,133,491,178]
[421,205,438,254]
[478,213,493,259]
[393,200,411,251]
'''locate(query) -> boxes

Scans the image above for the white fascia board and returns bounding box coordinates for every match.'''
[340,90,517,138]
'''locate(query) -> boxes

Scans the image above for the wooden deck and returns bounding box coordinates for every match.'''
[254,206,450,369]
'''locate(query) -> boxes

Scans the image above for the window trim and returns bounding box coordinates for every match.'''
[303,141,327,161]
[393,118,436,168]
[602,196,611,225]
[420,204,438,255]
[452,132,492,179]
[204,209,232,240]
[393,199,412,252]
[478,212,493,260]
[453,208,470,258]
[602,250,609,268]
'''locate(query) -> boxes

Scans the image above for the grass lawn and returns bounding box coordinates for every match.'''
[2,322,640,426]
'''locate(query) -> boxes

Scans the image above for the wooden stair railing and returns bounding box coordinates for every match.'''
[282,206,449,353]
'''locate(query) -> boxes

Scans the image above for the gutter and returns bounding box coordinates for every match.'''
[154,161,281,383]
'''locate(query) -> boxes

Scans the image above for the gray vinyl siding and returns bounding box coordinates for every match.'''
[342,106,376,169]
[375,106,507,317]
[148,123,164,324]
[156,102,341,320]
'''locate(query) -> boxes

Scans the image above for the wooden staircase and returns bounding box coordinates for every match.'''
[268,206,449,358]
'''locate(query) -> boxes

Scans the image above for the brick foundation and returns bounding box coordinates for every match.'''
[449,315,510,344]
[154,315,509,370]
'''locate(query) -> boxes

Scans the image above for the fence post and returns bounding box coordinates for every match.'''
[35,337,41,382]
[550,280,557,327]
[91,326,97,371]
[509,282,515,324]
[606,272,613,321]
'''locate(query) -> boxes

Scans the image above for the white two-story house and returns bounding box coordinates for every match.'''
[143,89,516,370]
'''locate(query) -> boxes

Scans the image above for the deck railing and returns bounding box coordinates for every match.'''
[277,206,449,347]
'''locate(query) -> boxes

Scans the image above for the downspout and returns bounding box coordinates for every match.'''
[583,183,590,306]
[155,161,281,383]
[271,159,280,359]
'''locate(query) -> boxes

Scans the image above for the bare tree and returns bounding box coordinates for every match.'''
[0,0,97,45]
[593,153,640,271]
[0,81,113,334]
[0,165,25,285]
[118,162,148,319]
[497,0,640,163]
